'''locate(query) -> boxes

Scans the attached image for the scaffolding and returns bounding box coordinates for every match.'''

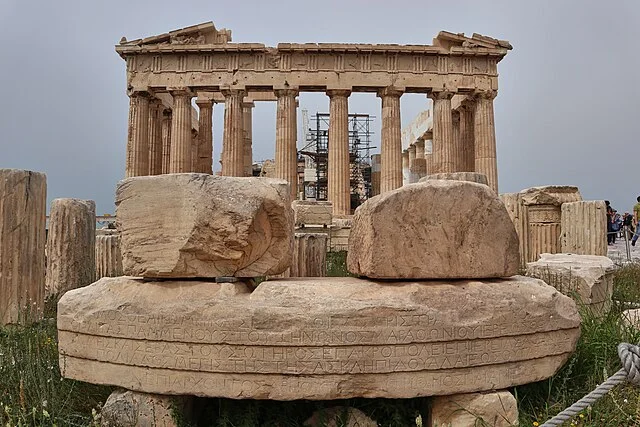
[299,113,375,211]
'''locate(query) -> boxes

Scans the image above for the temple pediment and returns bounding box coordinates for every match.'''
[119,21,232,46]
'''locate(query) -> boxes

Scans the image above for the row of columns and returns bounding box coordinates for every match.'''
[125,86,498,215]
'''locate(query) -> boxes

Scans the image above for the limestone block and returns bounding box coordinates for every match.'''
[100,388,190,427]
[527,253,614,314]
[58,275,580,400]
[293,200,333,227]
[95,234,123,279]
[347,181,520,279]
[561,201,607,256]
[500,192,528,267]
[45,198,96,297]
[116,174,293,278]
[330,217,352,251]
[429,391,518,427]
[520,185,582,206]
[420,172,488,185]
[291,233,327,277]
[622,309,640,329]
[305,407,377,427]
[0,169,46,325]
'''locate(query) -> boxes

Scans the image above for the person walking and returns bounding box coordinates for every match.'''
[631,196,640,246]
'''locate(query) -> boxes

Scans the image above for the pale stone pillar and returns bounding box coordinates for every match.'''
[424,131,434,174]
[378,87,403,193]
[196,98,214,174]
[370,154,381,197]
[191,129,199,172]
[561,201,608,256]
[451,109,465,172]
[474,89,499,192]
[428,90,455,174]
[45,198,96,297]
[147,99,163,175]
[169,88,194,173]
[222,89,246,176]
[95,233,123,279]
[291,233,328,277]
[460,102,475,172]
[0,169,46,325]
[401,149,409,186]
[161,109,172,174]
[327,90,351,215]
[407,144,417,184]
[242,101,254,176]
[275,89,299,200]
[430,391,518,427]
[125,90,150,177]
[414,138,427,179]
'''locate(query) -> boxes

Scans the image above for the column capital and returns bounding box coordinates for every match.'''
[148,98,163,109]
[415,138,425,147]
[422,130,433,140]
[195,98,214,109]
[221,88,247,98]
[127,88,153,98]
[377,87,404,98]
[327,89,351,98]
[408,144,416,153]
[473,89,498,100]
[169,87,194,97]
[428,90,455,101]
[274,88,299,98]
[241,101,255,109]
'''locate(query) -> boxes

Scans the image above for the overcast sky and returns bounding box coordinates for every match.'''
[1,0,638,215]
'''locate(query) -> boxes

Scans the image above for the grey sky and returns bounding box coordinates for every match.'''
[1,0,638,215]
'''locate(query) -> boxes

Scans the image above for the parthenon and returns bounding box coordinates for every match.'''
[117,21,511,214]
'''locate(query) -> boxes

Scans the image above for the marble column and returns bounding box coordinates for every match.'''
[378,87,403,193]
[402,150,409,186]
[414,138,427,179]
[95,232,123,279]
[424,131,434,175]
[221,89,246,177]
[408,144,417,183]
[428,90,455,174]
[370,154,381,196]
[327,90,351,216]
[147,99,163,175]
[474,90,499,192]
[242,101,254,177]
[0,169,46,325]
[161,109,172,174]
[275,90,298,200]
[125,90,150,177]
[191,129,199,172]
[169,88,194,173]
[451,109,465,172]
[196,99,214,174]
[460,102,476,172]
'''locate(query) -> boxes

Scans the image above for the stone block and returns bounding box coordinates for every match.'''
[527,253,614,314]
[429,391,518,427]
[100,388,190,427]
[622,309,640,329]
[347,181,520,279]
[116,174,293,278]
[0,169,46,325]
[291,233,327,277]
[561,201,608,256]
[58,275,580,400]
[46,198,96,297]
[305,407,377,427]
[420,172,488,185]
[293,200,333,227]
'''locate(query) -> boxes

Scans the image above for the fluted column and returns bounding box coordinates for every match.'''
[161,109,172,174]
[222,89,246,176]
[196,98,214,174]
[191,129,199,172]
[474,90,498,192]
[242,101,254,177]
[95,232,123,279]
[327,90,351,215]
[428,90,455,174]
[275,90,298,200]
[169,88,194,173]
[408,144,417,183]
[125,90,150,177]
[424,131,434,175]
[414,138,427,179]
[147,99,163,175]
[460,102,476,172]
[451,109,465,172]
[402,150,409,186]
[378,87,403,193]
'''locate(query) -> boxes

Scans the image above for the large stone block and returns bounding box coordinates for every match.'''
[100,389,190,427]
[420,172,488,185]
[293,200,333,227]
[429,391,518,427]
[58,275,580,400]
[116,174,293,278]
[347,181,520,279]
[527,253,614,314]
[0,169,46,325]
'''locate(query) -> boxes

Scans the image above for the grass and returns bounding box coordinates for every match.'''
[3,258,640,426]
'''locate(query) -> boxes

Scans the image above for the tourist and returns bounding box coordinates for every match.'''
[607,201,615,245]
[631,196,640,246]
